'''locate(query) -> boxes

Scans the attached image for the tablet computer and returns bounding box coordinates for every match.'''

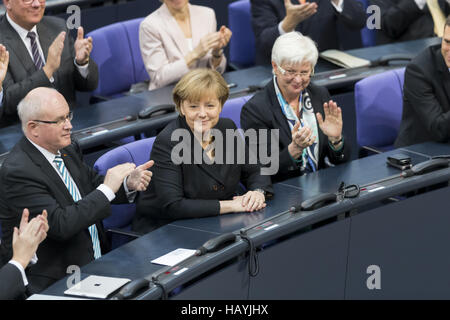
[64,275,131,299]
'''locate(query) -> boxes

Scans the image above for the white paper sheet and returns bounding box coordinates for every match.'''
[151,248,196,266]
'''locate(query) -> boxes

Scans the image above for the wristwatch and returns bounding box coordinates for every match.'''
[330,136,343,146]
[253,188,266,195]
[212,49,223,58]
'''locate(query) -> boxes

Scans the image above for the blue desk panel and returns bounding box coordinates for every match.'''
[346,186,450,299]
[40,224,221,297]
[281,149,429,197]
[249,218,351,299]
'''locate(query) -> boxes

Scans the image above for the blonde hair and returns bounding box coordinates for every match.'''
[172,69,229,114]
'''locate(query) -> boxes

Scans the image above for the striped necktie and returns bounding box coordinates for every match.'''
[27,31,45,70]
[53,155,102,259]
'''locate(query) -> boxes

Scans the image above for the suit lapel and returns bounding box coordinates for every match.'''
[0,17,37,75]
[435,46,450,107]
[20,138,75,204]
[36,21,53,63]
[189,4,203,52]
[267,80,296,147]
[178,117,226,185]
[160,4,190,57]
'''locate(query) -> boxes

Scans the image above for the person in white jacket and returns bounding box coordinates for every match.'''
[139,0,232,90]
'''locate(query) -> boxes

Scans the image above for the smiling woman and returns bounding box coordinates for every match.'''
[132,69,273,234]
[241,32,350,183]
[173,68,228,136]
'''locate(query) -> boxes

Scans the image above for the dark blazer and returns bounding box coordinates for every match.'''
[371,0,449,45]
[241,80,350,183]
[133,117,273,233]
[0,263,26,300]
[251,0,366,65]
[395,44,450,147]
[0,15,99,127]
[0,137,128,293]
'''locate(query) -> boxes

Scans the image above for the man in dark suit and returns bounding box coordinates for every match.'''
[0,87,154,293]
[371,0,450,45]
[251,0,366,65]
[0,208,48,300]
[0,0,98,127]
[395,17,450,147]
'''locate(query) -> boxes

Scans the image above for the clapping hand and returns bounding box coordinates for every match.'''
[291,121,316,149]
[316,100,343,142]
[282,0,317,32]
[194,32,223,59]
[126,160,154,192]
[74,27,93,66]
[12,208,48,269]
[43,32,65,79]
[217,26,232,49]
[0,44,9,87]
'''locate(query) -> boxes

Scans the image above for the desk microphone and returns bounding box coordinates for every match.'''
[195,233,237,256]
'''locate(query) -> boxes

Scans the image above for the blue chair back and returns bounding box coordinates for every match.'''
[123,18,148,84]
[355,68,405,151]
[93,137,155,248]
[220,95,252,128]
[228,0,255,68]
[87,18,149,98]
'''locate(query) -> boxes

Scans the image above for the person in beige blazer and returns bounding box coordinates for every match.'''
[139,0,231,90]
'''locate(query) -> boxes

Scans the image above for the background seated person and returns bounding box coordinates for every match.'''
[395,17,450,147]
[251,0,366,65]
[139,0,232,90]
[133,69,273,234]
[241,32,350,183]
[0,87,153,293]
[371,0,450,45]
[0,0,98,127]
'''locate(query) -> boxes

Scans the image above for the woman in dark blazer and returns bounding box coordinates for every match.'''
[241,32,350,183]
[133,69,273,233]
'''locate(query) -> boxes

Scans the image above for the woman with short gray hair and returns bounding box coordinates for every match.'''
[241,32,350,183]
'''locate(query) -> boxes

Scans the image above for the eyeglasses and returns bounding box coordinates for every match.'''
[22,0,45,4]
[33,111,73,126]
[277,64,312,79]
